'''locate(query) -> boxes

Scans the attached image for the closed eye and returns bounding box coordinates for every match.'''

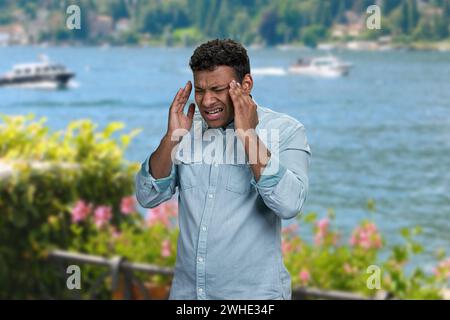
[195,87,227,94]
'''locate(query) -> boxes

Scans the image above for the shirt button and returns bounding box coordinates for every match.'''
[198,257,204,263]
[202,226,207,231]
[214,163,219,167]
[198,288,203,293]
[208,194,214,199]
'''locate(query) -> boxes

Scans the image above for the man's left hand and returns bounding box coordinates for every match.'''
[229,79,258,133]
[229,80,271,181]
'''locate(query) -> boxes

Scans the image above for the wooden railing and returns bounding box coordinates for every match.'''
[47,250,392,300]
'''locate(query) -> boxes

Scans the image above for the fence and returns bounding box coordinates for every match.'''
[47,250,391,300]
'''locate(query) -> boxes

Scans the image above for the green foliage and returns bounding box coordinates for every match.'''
[301,25,328,48]
[1,0,450,46]
[1,115,448,299]
[69,200,179,288]
[172,27,204,46]
[282,207,448,299]
[0,115,140,298]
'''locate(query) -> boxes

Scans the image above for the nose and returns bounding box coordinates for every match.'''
[202,90,217,108]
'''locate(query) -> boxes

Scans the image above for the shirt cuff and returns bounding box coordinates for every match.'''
[251,155,287,189]
[140,155,175,192]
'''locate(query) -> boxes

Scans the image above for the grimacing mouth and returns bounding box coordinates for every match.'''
[204,107,224,115]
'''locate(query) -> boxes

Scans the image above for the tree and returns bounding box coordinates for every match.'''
[337,0,348,24]
[407,0,419,33]
[400,0,410,33]
[258,8,281,45]
[382,0,402,14]
[301,24,327,48]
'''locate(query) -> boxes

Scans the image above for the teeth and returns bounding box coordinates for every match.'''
[206,108,223,114]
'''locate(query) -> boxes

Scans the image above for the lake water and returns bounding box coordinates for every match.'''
[1,46,449,268]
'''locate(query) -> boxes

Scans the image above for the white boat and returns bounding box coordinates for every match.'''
[288,56,352,78]
[0,55,75,89]
[252,67,287,76]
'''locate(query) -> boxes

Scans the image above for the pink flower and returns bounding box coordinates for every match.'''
[365,223,378,233]
[299,269,310,285]
[314,218,330,246]
[163,200,178,217]
[120,196,136,215]
[314,233,323,246]
[360,239,371,249]
[111,226,121,239]
[349,222,383,250]
[146,207,170,227]
[343,263,354,274]
[432,267,439,277]
[373,237,383,249]
[350,234,357,246]
[94,206,112,228]
[281,239,292,255]
[434,258,450,280]
[317,218,329,233]
[282,223,298,236]
[161,239,171,258]
[71,200,92,223]
[146,200,178,227]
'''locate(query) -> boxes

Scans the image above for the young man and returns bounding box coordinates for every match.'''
[136,39,311,300]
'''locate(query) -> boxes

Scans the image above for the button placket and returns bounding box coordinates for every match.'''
[195,135,227,300]
[195,149,221,300]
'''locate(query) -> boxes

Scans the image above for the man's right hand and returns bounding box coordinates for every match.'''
[149,81,194,179]
[167,80,195,139]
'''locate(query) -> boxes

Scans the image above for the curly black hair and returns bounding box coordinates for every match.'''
[189,39,250,82]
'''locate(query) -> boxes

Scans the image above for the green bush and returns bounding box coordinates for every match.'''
[1,114,448,299]
[68,198,179,289]
[283,209,448,299]
[0,114,140,298]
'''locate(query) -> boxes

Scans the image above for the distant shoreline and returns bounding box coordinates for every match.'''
[2,40,450,52]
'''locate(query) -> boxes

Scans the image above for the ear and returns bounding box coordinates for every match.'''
[241,74,253,95]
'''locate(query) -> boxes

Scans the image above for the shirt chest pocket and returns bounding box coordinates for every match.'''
[177,160,202,190]
[226,164,253,194]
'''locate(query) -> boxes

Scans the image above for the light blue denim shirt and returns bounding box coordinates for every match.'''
[135,104,311,300]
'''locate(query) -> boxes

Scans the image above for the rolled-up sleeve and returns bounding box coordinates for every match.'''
[135,155,177,208]
[252,125,311,219]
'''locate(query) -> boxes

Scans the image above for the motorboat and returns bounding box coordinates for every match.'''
[288,55,352,78]
[0,55,75,89]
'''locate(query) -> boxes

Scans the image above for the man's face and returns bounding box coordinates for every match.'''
[193,66,238,128]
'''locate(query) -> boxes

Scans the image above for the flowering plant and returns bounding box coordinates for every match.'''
[283,207,449,299]
[68,196,179,287]
[68,196,450,299]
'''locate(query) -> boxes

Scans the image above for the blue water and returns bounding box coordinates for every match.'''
[1,46,449,268]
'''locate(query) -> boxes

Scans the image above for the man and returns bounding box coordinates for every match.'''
[136,39,311,300]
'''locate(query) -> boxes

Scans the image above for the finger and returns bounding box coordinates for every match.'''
[179,81,192,105]
[187,103,195,121]
[174,81,191,112]
[244,94,256,108]
[235,82,248,94]
[233,82,246,103]
[232,83,248,108]
[233,82,253,107]
[229,83,240,109]
[170,88,183,111]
